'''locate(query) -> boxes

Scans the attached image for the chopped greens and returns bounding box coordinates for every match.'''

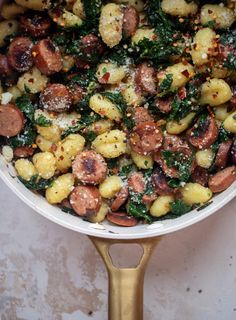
[170,200,192,216]
[128,202,153,224]
[159,74,173,92]
[15,95,35,122]
[8,125,36,148]
[34,115,52,127]
[18,175,53,190]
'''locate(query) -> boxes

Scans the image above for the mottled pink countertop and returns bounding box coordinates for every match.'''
[0,179,236,320]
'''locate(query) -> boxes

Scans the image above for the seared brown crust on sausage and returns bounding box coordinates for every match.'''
[69,186,102,217]
[69,84,85,104]
[7,37,33,72]
[122,5,139,37]
[80,34,105,58]
[191,166,209,187]
[208,166,236,193]
[215,140,232,169]
[14,146,34,158]
[133,107,153,125]
[128,172,145,193]
[142,193,157,205]
[187,114,218,149]
[0,54,13,77]
[230,139,236,165]
[107,211,138,227]
[154,134,195,179]
[130,121,163,155]
[135,63,157,94]
[72,150,108,185]
[151,167,174,195]
[111,186,129,211]
[32,39,63,75]
[40,83,72,112]
[20,12,51,38]
[0,104,25,137]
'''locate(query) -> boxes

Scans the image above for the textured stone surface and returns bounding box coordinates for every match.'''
[0,179,236,320]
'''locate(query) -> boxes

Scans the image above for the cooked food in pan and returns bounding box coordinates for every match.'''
[0,0,235,226]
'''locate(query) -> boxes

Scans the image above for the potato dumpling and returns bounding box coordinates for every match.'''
[158,62,195,90]
[132,28,156,44]
[161,0,198,17]
[89,94,122,122]
[1,3,26,20]
[200,79,232,106]
[114,0,144,12]
[54,134,85,172]
[7,86,22,101]
[46,173,75,204]
[15,159,37,181]
[223,111,236,133]
[89,119,114,135]
[96,63,126,85]
[89,202,109,223]
[36,135,53,152]
[181,183,213,205]
[150,195,174,217]
[166,113,195,135]
[131,151,153,169]
[92,129,127,158]
[214,104,234,121]
[15,0,50,11]
[33,152,56,179]
[196,149,215,169]
[72,0,85,19]
[122,82,144,107]
[0,20,18,47]
[17,67,48,94]
[99,175,123,199]
[36,125,61,143]
[99,3,123,48]
[201,4,235,29]
[191,28,216,66]
[51,9,83,27]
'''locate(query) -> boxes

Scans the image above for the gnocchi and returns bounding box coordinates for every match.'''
[15,0,50,11]
[99,175,123,199]
[46,173,75,204]
[223,111,236,133]
[166,113,195,135]
[195,149,215,169]
[96,63,126,85]
[89,94,122,122]
[200,79,232,106]
[131,151,153,169]
[161,0,198,17]
[201,5,235,29]
[17,67,48,94]
[15,159,37,181]
[181,183,213,205]
[150,196,174,217]
[0,20,18,47]
[32,152,56,179]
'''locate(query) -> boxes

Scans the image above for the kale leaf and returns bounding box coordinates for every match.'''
[170,200,192,216]
[83,0,102,29]
[15,95,35,122]
[8,125,36,148]
[18,175,53,190]
[159,74,173,92]
[34,115,52,127]
[128,202,153,224]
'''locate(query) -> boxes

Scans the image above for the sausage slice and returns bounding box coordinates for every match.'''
[230,139,236,165]
[155,96,173,113]
[107,212,138,227]
[128,172,145,193]
[191,166,209,187]
[20,12,51,38]
[133,107,153,125]
[208,166,236,193]
[187,114,218,149]
[69,186,102,217]
[32,39,63,75]
[130,121,163,155]
[80,34,105,58]
[122,6,139,37]
[0,54,13,77]
[7,37,33,72]
[40,83,72,112]
[111,186,129,211]
[14,146,34,158]
[135,63,157,94]
[0,104,25,137]
[72,150,108,185]
[151,167,174,195]
[215,140,232,169]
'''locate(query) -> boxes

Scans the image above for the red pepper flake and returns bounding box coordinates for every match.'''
[212,93,218,99]
[178,87,187,100]
[181,69,190,78]
[99,72,110,84]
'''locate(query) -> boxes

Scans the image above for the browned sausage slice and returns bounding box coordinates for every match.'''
[69,84,85,104]
[215,140,232,169]
[107,212,138,227]
[155,96,173,113]
[230,139,236,165]
[130,121,163,155]
[111,186,129,211]
[191,166,209,187]
[230,86,236,108]
[72,150,108,185]
[133,107,153,125]
[128,172,145,193]
[80,34,105,60]
[135,63,157,94]
[151,167,174,195]
[7,37,33,72]
[69,186,102,217]
[154,134,195,179]
[20,13,51,38]
[122,5,139,37]
[14,146,34,158]
[187,114,218,149]
[32,39,63,75]
[142,193,157,205]
[40,84,72,112]
[0,54,13,77]
[0,104,25,137]
[208,166,236,193]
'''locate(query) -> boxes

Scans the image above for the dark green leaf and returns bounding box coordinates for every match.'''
[8,125,36,148]
[18,175,53,190]
[34,115,52,127]
[170,200,192,216]
[61,206,78,217]
[15,95,35,122]
[128,202,153,224]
